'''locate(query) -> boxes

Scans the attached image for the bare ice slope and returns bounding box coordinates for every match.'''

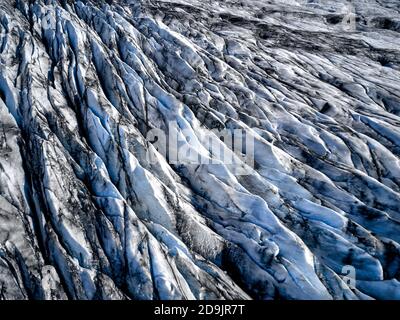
[0,0,400,299]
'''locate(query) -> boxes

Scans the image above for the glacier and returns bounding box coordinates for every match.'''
[0,0,400,300]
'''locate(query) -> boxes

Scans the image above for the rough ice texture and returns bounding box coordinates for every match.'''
[0,0,400,300]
